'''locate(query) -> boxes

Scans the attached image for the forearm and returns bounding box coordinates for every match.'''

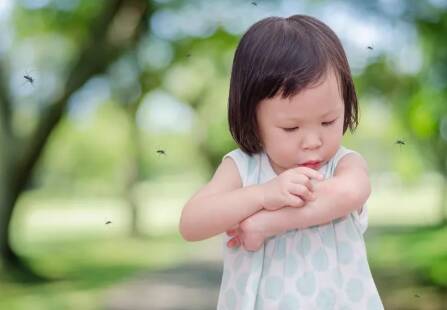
[179,184,264,241]
[251,177,366,237]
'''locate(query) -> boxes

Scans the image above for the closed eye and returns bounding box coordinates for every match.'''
[283,118,336,131]
[322,119,336,126]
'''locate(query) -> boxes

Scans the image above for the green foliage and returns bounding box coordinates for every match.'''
[13,0,103,41]
[368,226,447,288]
[35,102,133,193]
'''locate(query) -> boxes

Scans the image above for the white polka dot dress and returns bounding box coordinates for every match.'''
[216,146,384,310]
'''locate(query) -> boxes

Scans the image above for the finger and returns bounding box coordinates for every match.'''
[227,237,241,248]
[226,224,240,236]
[237,226,244,234]
[291,174,314,192]
[233,237,241,247]
[226,228,238,237]
[307,178,314,192]
[290,184,313,201]
[294,167,324,180]
[287,193,305,208]
[234,237,241,247]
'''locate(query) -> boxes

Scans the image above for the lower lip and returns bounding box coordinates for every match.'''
[300,162,321,169]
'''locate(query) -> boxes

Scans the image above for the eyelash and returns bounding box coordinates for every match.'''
[283,119,336,132]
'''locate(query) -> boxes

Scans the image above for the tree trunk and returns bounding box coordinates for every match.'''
[0,0,149,277]
[125,88,145,238]
[0,163,48,281]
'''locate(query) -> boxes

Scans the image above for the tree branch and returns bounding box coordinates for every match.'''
[13,0,149,195]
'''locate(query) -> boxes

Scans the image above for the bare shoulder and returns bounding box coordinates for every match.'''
[188,157,242,202]
[334,151,371,210]
[334,152,369,176]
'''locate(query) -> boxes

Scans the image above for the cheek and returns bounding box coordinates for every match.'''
[267,128,284,142]
[327,124,344,143]
[266,131,291,153]
[277,132,293,147]
[331,119,344,135]
[337,121,345,135]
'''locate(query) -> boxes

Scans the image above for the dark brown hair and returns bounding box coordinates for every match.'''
[228,14,359,155]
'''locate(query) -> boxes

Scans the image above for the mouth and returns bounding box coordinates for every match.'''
[299,161,321,169]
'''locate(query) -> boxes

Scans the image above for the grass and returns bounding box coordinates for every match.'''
[0,235,171,309]
[0,177,213,310]
[0,233,219,310]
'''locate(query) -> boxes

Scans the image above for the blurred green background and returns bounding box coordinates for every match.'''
[0,0,446,309]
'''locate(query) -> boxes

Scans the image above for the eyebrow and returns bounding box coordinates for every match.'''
[320,109,338,117]
[285,109,340,121]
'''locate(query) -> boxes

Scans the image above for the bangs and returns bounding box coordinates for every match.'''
[239,17,332,105]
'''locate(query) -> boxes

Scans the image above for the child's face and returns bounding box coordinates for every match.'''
[256,69,345,175]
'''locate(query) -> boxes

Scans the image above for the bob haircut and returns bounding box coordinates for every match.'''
[228,15,359,155]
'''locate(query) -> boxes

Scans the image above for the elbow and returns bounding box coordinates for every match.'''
[179,214,195,242]
[179,222,195,242]
[179,217,215,242]
[178,209,203,242]
[179,227,198,242]
[347,180,371,210]
[179,197,222,241]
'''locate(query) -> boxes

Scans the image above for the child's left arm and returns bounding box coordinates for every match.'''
[228,153,371,251]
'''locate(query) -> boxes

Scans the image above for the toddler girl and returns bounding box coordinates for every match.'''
[180,14,384,310]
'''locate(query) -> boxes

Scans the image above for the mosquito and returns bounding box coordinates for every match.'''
[23,74,34,85]
[395,139,406,151]
[21,69,37,88]
[367,46,373,50]
[105,221,112,225]
[156,149,166,156]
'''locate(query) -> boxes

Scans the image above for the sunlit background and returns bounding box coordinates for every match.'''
[0,0,446,309]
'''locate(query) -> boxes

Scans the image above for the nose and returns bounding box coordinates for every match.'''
[301,131,322,150]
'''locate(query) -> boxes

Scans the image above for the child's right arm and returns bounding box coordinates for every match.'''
[180,157,320,241]
[179,157,264,241]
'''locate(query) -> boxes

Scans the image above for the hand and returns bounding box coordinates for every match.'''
[260,166,324,211]
[226,212,271,252]
[226,226,242,248]
[226,224,265,252]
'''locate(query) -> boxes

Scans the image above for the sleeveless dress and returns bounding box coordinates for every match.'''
[216,146,384,310]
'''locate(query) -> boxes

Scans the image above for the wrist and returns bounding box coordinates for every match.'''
[264,207,304,235]
[254,183,267,211]
[241,210,270,238]
[252,209,284,238]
